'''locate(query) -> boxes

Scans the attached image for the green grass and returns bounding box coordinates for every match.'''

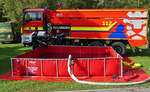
[126,46,150,74]
[0,44,31,75]
[0,43,150,92]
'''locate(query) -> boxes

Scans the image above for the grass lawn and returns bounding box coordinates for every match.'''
[0,43,150,92]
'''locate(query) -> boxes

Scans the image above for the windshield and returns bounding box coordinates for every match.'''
[24,12,42,22]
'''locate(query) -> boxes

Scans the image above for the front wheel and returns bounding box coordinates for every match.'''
[111,42,126,56]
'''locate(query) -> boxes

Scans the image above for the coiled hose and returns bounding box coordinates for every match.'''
[67,54,150,85]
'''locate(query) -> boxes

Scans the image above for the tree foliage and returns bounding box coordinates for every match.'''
[62,0,97,9]
[0,0,150,42]
[0,0,150,22]
[0,0,58,42]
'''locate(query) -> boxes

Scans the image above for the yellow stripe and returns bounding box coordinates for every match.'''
[24,27,29,30]
[31,27,35,30]
[24,27,43,30]
[129,38,145,40]
[71,22,117,31]
[21,27,23,33]
[38,27,43,30]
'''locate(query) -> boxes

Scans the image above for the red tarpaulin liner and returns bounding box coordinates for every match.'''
[0,46,149,82]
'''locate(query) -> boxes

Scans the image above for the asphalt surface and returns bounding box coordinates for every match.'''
[56,87,150,92]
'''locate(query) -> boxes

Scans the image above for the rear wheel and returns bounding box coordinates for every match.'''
[89,41,104,46]
[111,42,126,56]
[23,43,27,47]
[1,41,6,44]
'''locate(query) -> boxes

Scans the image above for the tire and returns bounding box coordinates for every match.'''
[1,41,6,44]
[111,42,126,56]
[89,41,104,46]
[23,43,27,47]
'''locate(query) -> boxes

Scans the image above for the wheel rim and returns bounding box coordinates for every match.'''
[114,46,122,54]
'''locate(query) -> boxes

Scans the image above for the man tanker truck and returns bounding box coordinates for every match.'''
[21,8,148,55]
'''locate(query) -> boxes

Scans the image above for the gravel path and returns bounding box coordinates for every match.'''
[56,87,150,92]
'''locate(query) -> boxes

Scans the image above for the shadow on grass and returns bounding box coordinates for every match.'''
[126,48,150,57]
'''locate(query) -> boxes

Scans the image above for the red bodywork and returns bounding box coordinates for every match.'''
[13,46,121,76]
[22,8,148,47]
[7,46,149,82]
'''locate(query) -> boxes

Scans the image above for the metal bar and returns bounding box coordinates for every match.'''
[11,57,120,61]
[72,64,74,76]
[104,58,106,77]
[11,58,13,77]
[26,59,28,76]
[56,59,59,78]
[41,59,43,76]
[78,57,120,60]
[12,58,68,60]
[88,58,90,77]
[120,57,123,77]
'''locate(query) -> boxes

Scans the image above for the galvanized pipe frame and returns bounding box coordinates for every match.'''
[56,59,59,78]
[11,58,13,77]
[87,58,90,77]
[104,58,106,77]
[41,59,43,76]
[120,57,123,77]
[11,56,123,77]
[11,57,121,60]
[26,59,28,76]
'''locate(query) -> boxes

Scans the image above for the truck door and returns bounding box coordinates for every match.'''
[23,11,44,33]
[22,11,44,45]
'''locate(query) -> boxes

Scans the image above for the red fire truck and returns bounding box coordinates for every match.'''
[21,8,148,55]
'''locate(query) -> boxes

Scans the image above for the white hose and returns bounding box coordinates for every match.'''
[67,54,150,85]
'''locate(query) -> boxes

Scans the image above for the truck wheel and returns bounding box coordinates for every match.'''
[111,42,126,56]
[90,41,104,46]
[1,41,6,44]
[23,43,27,47]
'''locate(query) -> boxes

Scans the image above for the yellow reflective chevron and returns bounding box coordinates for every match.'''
[123,61,142,69]
[38,27,43,30]
[21,27,23,33]
[24,27,43,31]
[71,22,117,31]
[31,27,35,30]
[24,27,29,30]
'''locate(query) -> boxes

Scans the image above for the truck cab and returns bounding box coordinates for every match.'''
[21,8,46,46]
